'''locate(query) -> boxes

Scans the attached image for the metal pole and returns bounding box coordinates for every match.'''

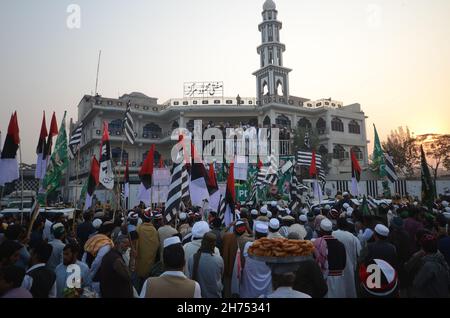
[72,149,80,235]
[19,144,24,224]
[94,50,102,95]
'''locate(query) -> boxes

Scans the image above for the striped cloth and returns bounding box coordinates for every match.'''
[297,151,326,182]
[218,196,226,225]
[164,161,187,223]
[123,101,136,145]
[384,153,398,183]
[68,122,83,159]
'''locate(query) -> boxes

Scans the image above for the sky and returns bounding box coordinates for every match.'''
[0,0,449,163]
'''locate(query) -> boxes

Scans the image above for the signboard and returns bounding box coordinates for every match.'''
[183,81,224,98]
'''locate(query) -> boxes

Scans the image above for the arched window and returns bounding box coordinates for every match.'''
[298,118,312,131]
[331,118,344,132]
[333,145,346,160]
[348,120,361,134]
[276,80,284,96]
[316,118,326,135]
[351,146,363,160]
[112,147,128,165]
[143,123,162,139]
[262,81,269,96]
[109,119,123,136]
[276,115,291,129]
[263,116,271,127]
[318,145,328,156]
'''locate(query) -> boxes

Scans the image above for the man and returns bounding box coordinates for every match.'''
[403,207,424,253]
[187,232,224,298]
[178,212,191,239]
[267,218,283,239]
[332,218,361,298]
[0,265,32,298]
[222,220,253,298]
[288,219,307,240]
[313,218,347,298]
[21,242,56,298]
[140,237,201,298]
[253,206,269,232]
[411,233,450,298]
[249,209,259,231]
[43,217,54,242]
[98,234,134,298]
[209,214,224,254]
[135,210,160,284]
[4,224,30,270]
[241,223,272,298]
[184,221,220,276]
[0,240,22,269]
[77,213,96,256]
[158,219,179,262]
[436,214,450,267]
[264,265,311,298]
[299,215,313,240]
[280,215,295,238]
[360,224,399,271]
[55,243,91,298]
[47,223,66,272]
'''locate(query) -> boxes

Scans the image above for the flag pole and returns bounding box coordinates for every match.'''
[19,143,24,225]
[72,148,80,236]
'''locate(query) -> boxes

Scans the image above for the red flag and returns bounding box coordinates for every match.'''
[257,158,263,170]
[124,159,130,183]
[0,113,20,186]
[48,112,58,137]
[140,144,155,189]
[351,149,362,182]
[226,162,236,206]
[309,150,317,178]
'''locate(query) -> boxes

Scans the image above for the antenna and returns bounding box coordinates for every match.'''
[94,50,102,95]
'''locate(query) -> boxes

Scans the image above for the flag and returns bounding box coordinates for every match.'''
[99,122,115,190]
[42,112,69,195]
[68,122,83,159]
[223,162,236,227]
[123,159,130,200]
[85,156,100,210]
[289,172,306,211]
[35,112,48,179]
[361,195,372,216]
[384,153,398,183]
[26,199,41,238]
[309,150,322,202]
[420,145,434,209]
[297,151,326,182]
[207,163,221,210]
[0,112,20,186]
[304,132,311,149]
[44,112,58,161]
[123,101,136,145]
[351,149,362,196]
[189,144,210,207]
[372,125,386,177]
[164,160,187,223]
[138,144,155,206]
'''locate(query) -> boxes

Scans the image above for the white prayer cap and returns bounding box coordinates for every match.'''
[299,215,308,223]
[269,218,280,230]
[92,219,103,229]
[192,221,210,239]
[260,206,268,215]
[343,203,350,210]
[343,192,349,197]
[375,224,390,237]
[164,236,181,249]
[443,212,450,220]
[301,208,308,215]
[267,211,272,218]
[442,201,449,208]
[445,207,450,213]
[255,222,269,234]
[271,201,277,207]
[362,228,374,241]
[320,219,333,232]
[285,208,291,215]
[137,218,143,226]
[251,209,259,216]
[179,212,187,221]
[128,212,138,220]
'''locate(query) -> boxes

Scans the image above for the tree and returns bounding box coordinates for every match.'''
[417,134,450,183]
[382,126,420,177]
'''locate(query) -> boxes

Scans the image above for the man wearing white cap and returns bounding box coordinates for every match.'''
[332,218,362,298]
[158,220,179,262]
[313,218,347,298]
[184,221,220,276]
[241,223,272,298]
[140,236,201,298]
[299,215,313,240]
[267,219,283,239]
[359,224,399,271]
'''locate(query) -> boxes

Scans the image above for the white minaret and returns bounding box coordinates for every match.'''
[253,0,292,105]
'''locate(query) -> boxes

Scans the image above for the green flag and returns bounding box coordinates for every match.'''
[361,196,372,216]
[43,112,69,196]
[420,145,434,210]
[372,125,386,177]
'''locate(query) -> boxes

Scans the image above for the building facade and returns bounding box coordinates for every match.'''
[67,0,370,199]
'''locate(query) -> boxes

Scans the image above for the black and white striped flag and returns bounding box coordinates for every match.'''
[164,160,187,224]
[219,196,226,225]
[297,151,326,182]
[123,101,136,145]
[384,153,398,183]
[68,122,83,159]
[289,172,305,211]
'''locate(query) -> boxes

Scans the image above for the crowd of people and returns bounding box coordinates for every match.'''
[1,191,450,298]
